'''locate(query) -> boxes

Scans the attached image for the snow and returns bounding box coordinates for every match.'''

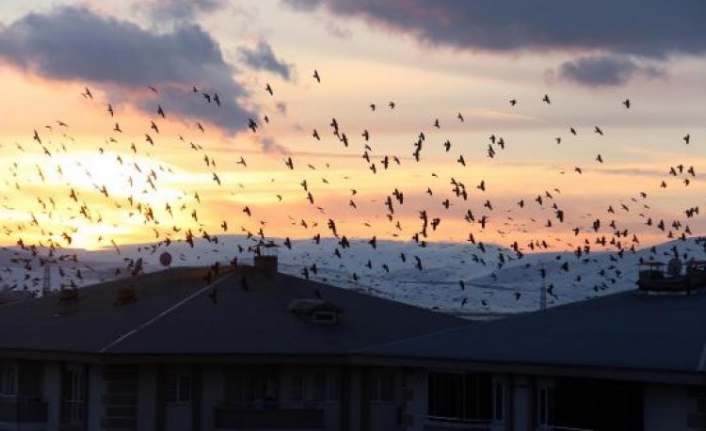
[2,235,705,318]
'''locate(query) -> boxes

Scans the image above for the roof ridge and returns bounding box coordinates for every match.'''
[99,273,231,353]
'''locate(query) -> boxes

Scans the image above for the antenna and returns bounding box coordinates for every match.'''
[539,263,547,311]
[42,265,51,297]
[42,260,56,297]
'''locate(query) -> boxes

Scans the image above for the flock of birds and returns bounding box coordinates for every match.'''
[1,67,706,312]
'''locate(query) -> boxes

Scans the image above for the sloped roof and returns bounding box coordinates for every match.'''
[358,289,706,374]
[0,266,466,358]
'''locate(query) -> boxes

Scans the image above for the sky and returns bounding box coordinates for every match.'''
[0,0,706,256]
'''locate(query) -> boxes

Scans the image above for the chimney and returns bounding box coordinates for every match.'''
[254,255,278,273]
[253,241,278,274]
[115,285,137,306]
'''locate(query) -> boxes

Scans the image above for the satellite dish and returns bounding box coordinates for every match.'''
[159,252,172,267]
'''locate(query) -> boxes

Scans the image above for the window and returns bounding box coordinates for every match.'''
[165,372,192,403]
[224,368,279,405]
[368,369,395,401]
[428,372,492,421]
[310,371,338,402]
[313,373,327,402]
[537,386,555,426]
[63,365,86,423]
[493,381,504,421]
[291,376,304,402]
[0,363,16,397]
[327,372,339,401]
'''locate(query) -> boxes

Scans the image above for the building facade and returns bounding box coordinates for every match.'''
[0,261,703,430]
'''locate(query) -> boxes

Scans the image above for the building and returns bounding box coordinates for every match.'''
[358,286,706,431]
[0,256,704,431]
[0,258,467,431]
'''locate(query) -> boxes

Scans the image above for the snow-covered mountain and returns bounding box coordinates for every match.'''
[1,235,704,317]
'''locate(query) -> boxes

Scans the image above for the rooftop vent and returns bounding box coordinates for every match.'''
[288,299,341,324]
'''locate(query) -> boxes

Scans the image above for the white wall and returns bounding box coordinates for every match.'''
[644,383,694,431]
[42,361,61,431]
[511,375,531,431]
[398,369,425,431]
[202,364,224,431]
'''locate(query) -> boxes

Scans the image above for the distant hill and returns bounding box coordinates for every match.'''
[1,235,704,315]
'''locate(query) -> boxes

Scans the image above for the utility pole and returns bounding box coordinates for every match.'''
[42,264,51,297]
[539,263,547,311]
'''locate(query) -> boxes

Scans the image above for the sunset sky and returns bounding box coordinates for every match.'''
[1,1,706,254]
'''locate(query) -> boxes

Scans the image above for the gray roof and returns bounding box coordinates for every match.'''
[0,266,466,358]
[358,289,706,374]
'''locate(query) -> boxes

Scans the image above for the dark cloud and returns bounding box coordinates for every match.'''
[558,55,666,87]
[283,0,705,57]
[238,41,293,81]
[0,6,256,134]
[282,0,705,85]
[140,0,230,22]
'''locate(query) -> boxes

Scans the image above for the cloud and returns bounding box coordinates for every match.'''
[143,0,229,22]
[238,41,293,81]
[259,137,289,154]
[282,0,706,85]
[558,55,666,87]
[134,0,234,26]
[282,0,321,12]
[0,6,256,134]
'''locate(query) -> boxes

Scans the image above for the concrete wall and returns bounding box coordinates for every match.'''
[86,364,102,431]
[644,383,694,431]
[511,375,533,431]
[491,375,510,431]
[399,369,425,431]
[43,361,61,431]
[201,364,225,431]
[137,364,157,431]
[348,367,363,431]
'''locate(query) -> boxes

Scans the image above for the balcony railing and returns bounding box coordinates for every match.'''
[214,401,325,430]
[424,418,492,431]
[0,396,48,423]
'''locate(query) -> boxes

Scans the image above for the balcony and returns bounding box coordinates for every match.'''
[424,418,492,431]
[0,396,48,429]
[214,401,325,430]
